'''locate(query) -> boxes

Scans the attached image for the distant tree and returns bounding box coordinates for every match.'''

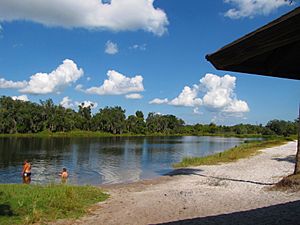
[135,110,144,119]
[232,125,245,135]
[93,106,126,134]
[266,119,297,136]
[78,103,93,131]
[146,113,184,134]
[208,123,218,134]
[126,111,146,134]
[16,101,43,133]
[40,99,56,131]
[0,95,298,138]
[0,96,18,133]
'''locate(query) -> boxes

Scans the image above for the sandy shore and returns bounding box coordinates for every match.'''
[54,141,300,225]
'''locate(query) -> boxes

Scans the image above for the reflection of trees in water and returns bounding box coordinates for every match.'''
[0,137,72,167]
[0,136,251,184]
[73,137,144,184]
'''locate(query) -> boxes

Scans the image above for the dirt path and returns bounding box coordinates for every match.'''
[53,141,300,225]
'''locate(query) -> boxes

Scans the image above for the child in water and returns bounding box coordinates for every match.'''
[22,160,31,177]
[22,160,32,184]
[59,167,69,180]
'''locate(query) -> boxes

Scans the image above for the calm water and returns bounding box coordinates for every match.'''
[0,136,253,185]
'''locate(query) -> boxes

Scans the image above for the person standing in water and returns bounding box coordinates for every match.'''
[22,160,31,184]
[59,167,69,183]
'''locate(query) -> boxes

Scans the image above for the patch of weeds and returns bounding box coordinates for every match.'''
[271,174,300,192]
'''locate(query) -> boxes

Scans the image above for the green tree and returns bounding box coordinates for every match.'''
[0,96,19,133]
[126,111,146,134]
[77,103,93,131]
[146,113,184,134]
[93,106,126,134]
[266,119,297,136]
[40,99,56,131]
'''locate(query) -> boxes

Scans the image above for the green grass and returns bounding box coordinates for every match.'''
[173,138,290,168]
[0,130,276,138]
[0,130,115,138]
[0,184,109,225]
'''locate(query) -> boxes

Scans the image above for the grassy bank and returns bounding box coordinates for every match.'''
[173,138,292,168]
[0,130,274,138]
[0,130,115,138]
[0,184,108,225]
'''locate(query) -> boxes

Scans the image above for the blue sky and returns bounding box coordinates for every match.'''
[0,0,299,125]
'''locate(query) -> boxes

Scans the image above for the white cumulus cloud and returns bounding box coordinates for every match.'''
[20,59,83,94]
[105,40,118,55]
[169,85,202,107]
[200,74,249,113]
[150,73,249,117]
[0,0,168,35]
[224,0,290,19]
[125,93,143,99]
[149,98,169,104]
[200,74,236,109]
[223,100,250,113]
[0,78,27,89]
[85,70,144,95]
[60,97,98,109]
[60,96,74,109]
[11,95,29,101]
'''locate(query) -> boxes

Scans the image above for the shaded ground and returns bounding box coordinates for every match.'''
[157,200,300,225]
[52,141,300,225]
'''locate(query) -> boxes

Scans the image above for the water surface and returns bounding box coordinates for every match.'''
[0,136,253,185]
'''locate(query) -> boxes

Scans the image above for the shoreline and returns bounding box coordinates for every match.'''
[53,141,300,225]
[0,131,268,139]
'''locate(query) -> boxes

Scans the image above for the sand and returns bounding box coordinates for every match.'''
[53,141,300,225]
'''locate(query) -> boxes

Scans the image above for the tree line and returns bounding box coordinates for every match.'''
[0,96,298,136]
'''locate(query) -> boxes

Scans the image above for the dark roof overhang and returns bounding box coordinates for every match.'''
[206,7,300,80]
